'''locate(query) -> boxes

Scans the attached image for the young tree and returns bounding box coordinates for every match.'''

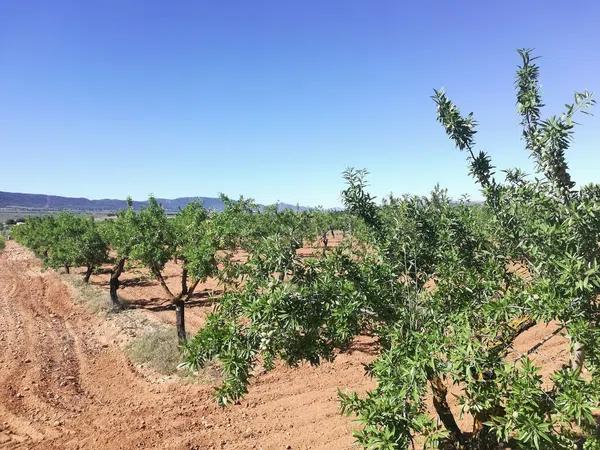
[102,199,138,310]
[128,198,218,343]
[210,195,259,289]
[434,49,598,372]
[78,218,109,282]
[128,197,176,298]
[342,48,600,449]
[11,215,57,261]
[47,212,83,274]
[172,201,218,343]
[12,213,108,282]
[173,202,208,297]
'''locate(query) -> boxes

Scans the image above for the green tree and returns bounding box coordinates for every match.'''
[11,213,108,282]
[102,198,138,310]
[185,50,600,450]
[126,198,218,343]
[171,201,218,342]
[77,217,109,282]
[128,197,176,297]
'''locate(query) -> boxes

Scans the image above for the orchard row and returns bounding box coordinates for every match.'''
[12,50,600,449]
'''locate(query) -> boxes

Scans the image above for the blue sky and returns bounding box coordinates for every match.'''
[1,1,599,208]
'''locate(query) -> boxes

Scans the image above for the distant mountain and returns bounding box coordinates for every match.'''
[0,191,307,213]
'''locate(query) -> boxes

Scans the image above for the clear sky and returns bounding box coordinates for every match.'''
[1,1,599,208]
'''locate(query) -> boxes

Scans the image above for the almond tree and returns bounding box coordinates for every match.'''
[185,50,600,449]
[102,198,138,310]
[128,196,176,298]
[12,213,108,282]
[128,197,218,343]
[340,49,600,449]
[433,49,598,373]
[79,222,109,283]
[171,201,218,343]
[11,216,55,258]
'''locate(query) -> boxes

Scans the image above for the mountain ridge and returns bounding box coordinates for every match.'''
[0,191,306,213]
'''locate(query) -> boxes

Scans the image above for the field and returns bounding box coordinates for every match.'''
[0,239,575,449]
[3,51,599,450]
[0,241,374,449]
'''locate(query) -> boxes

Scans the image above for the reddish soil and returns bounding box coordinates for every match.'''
[0,239,572,449]
[0,241,374,450]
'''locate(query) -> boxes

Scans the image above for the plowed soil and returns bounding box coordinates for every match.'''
[0,241,374,449]
[0,240,571,449]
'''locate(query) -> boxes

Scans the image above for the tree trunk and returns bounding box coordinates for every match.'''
[64,264,70,274]
[181,267,188,296]
[83,265,94,283]
[174,299,186,344]
[430,376,465,445]
[109,258,126,310]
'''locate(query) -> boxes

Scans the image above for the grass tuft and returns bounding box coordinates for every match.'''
[67,274,112,315]
[126,328,182,375]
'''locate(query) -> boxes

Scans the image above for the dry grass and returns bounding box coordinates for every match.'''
[66,274,113,315]
[125,328,183,375]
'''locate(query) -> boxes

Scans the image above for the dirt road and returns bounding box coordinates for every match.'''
[0,242,374,449]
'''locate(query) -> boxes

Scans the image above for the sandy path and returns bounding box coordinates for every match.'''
[0,242,374,449]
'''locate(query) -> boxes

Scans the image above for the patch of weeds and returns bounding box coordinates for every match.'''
[67,274,112,315]
[126,328,182,375]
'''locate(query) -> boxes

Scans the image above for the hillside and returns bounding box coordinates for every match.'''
[0,191,304,214]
